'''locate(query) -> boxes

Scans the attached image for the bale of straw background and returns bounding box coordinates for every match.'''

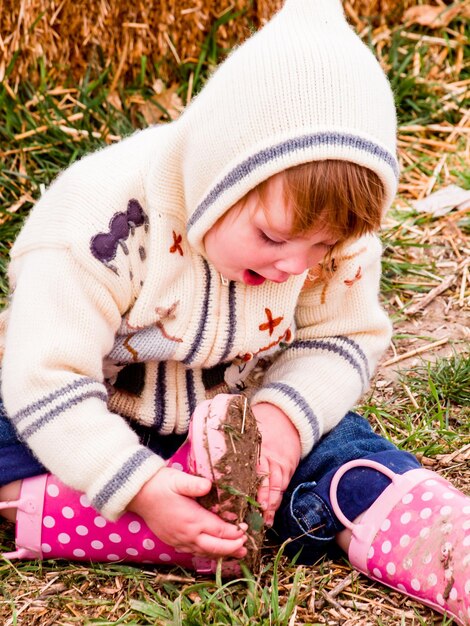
[1,0,420,86]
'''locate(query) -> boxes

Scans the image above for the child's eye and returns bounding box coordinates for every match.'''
[259,230,284,246]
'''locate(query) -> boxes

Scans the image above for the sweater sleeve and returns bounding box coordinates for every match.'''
[250,235,392,457]
[1,247,165,520]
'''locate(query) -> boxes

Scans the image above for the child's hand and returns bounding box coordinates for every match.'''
[127,468,248,558]
[251,403,301,526]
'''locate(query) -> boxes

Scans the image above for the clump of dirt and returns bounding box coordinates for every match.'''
[198,395,264,574]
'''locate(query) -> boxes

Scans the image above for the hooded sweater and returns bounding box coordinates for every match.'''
[0,0,398,520]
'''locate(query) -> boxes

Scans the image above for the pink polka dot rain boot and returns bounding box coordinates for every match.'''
[330,459,470,625]
[0,394,260,576]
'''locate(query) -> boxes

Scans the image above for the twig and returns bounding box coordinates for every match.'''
[401,383,420,409]
[459,263,468,307]
[241,396,248,434]
[382,338,449,367]
[405,275,456,315]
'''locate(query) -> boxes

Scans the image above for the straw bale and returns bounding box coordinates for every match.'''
[0,0,423,87]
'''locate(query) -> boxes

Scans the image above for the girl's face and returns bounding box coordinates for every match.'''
[203,173,338,286]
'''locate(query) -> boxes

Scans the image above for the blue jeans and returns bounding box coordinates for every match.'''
[0,395,419,562]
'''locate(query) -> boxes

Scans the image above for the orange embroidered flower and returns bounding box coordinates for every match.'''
[170,231,184,256]
[344,266,362,286]
[259,308,283,336]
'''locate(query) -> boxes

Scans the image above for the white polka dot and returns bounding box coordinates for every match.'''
[58,533,71,544]
[126,548,139,556]
[159,553,171,562]
[43,516,56,528]
[449,588,458,601]
[107,554,120,561]
[402,494,413,505]
[421,491,433,501]
[380,519,391,531]
[428,573,438,587]
[464,554,470,567]
[128,520,141,534]
[425,479,437,486]
[400,535,411,547]
[143,538,155,550]
[445,568,453,580]
[420,508,432,519]
[94,516,106,528]
[109,533,122,544]
[465,580,470,595]
[397,583,407,592]
[403,557,413,570]
[462,520,470,531]
[400,512,411,524]
[41,543,52,553]
[440,505,452,516]
[411,579,421,591]
[73,549,86,558]
[463,505,470,515]
[441,522,453,535]
[443,492,455,500]
[170,462,184,471]
[372,568,382,579]
[368,546,375,559]
[76,525,89,536]
[382,540,392,554]
[386,562,396,575]
[62,506,74,519]
[420,527,431,539]
[47,484,60,497]
[80,494,91,508]
[437,593,445,606]
[422,552,432,565]
[91,540,104,550]
[463,536,470,547]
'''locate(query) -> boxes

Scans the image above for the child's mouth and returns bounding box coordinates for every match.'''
[243,269,266,286]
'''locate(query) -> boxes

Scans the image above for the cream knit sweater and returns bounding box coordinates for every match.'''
[0,0,397,520]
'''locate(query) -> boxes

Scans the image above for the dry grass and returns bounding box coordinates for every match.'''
[1,0,431,87]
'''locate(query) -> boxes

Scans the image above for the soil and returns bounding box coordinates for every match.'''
[197,395,264,573]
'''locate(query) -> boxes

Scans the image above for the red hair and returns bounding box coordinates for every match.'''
[259,160,386,243]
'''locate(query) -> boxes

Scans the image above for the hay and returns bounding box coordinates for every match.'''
[0,0,421,87]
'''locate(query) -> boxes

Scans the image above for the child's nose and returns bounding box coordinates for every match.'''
[274,254,310,276]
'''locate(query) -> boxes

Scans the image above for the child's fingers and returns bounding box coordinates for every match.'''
[256,455,271,512]
[264,462,284,525]
[194,532,248,558]
[170,471,212,498]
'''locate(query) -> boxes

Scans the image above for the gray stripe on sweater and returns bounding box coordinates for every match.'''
[290,338,367,389]
[11,377,97,426]
[19,389,108,440]
[263,381,320,443]
[183,259,212,365]
[186,369,197,418]
[220,280,237,361]
[153,362,166,429]
[331,335,371,381]
[91,447,155,511]
[187,132,398,231]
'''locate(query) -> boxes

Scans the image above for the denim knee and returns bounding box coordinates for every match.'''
[273,412,421,563]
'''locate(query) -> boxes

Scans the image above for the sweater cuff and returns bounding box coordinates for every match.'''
[251,383,318,458]
[87,445,166,520]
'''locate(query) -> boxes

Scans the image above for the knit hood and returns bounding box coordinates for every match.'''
[179,0,399,255]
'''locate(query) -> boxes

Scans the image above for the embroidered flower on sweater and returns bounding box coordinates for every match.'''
[170,231,184,256]
[259,308,283,336]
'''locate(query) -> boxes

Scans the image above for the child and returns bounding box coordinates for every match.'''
[0,0,469,622]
